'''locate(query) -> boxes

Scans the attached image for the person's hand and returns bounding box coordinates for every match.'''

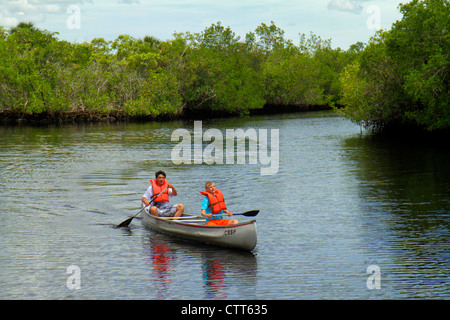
[226,211,233,217]
[206,213,213,218]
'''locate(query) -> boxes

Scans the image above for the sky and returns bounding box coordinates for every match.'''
[0,0,406,49]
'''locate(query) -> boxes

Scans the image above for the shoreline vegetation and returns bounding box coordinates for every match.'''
[0,103,332,124]
[0,0,448,134]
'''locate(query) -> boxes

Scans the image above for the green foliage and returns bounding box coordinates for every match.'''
[339,0,449,131]
[123,72,182,116]
[170,23,265,115]
[339,32,406,128]
[253,21,294,52]
[0,24,72,113]
[0,21,352,119]
[338,61,372,124]
[262,50,321,106]
[2,1,446,133]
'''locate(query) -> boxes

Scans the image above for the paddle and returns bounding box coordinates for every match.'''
[217,210,260,217]
[115,186,168,228]
[162,210,260,220]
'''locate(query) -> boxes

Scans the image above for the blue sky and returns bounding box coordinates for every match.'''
[0,0,405,49]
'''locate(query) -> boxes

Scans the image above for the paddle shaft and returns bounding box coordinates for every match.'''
[161,210,259,220]
[116,186,169,228]
[137,186,169,216]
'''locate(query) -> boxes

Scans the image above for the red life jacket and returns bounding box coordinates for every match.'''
[200,189,227,214]
[150,179,169,203]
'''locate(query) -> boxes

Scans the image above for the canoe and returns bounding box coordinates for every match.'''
[141,208,257,251]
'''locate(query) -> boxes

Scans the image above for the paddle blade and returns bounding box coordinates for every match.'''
[242,210,259,217]
[115,217,134,228]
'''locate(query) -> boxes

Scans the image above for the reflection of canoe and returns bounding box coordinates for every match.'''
[142,209,257,251]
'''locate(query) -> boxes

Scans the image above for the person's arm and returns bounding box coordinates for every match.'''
[201,197,212,218]
[223,209,233,217]
[142,186,153,206]
[168,183,177,196]
[201,209,212,219]
[142,197,151,207]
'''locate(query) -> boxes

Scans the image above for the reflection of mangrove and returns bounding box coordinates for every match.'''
[142,232,257,299]
[342,135,450,297]
[342,135,450,231]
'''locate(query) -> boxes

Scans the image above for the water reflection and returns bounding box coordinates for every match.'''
[142,231,257,300]
[147,237,173,298]
[342,134,450,298]
[202,253,227,299]
[343,135,450,217]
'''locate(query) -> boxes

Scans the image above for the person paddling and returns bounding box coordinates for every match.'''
[142,170,184,217]
[200,181,238,226]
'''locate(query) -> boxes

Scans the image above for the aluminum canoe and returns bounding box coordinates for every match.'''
[141,209,257,251]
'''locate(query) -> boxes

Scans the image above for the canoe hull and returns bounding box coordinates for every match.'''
[142,210,257,251]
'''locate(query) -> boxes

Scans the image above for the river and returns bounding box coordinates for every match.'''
[0,111,449,300]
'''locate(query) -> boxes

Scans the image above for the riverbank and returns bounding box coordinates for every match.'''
[0,109,160,125]
[0,104,331,125]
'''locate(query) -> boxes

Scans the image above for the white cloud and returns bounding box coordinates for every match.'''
[0,0,69,26]
[327,0,371,14]
[0,9,20,27]
[0,0,96,27]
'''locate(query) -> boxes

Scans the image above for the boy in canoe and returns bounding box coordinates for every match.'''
[142,170,184,217]
[200,181,238,226]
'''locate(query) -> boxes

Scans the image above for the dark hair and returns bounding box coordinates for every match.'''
[155,170,166,178]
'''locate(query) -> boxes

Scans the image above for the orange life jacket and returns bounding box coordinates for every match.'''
[200,189,227,214]
[150,179,169,203]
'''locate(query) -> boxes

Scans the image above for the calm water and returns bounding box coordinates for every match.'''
[1,111,449,299]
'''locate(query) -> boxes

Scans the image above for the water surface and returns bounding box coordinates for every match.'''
[1,111,449,299]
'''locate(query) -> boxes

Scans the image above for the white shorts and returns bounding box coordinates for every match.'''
[153,202,178,217]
